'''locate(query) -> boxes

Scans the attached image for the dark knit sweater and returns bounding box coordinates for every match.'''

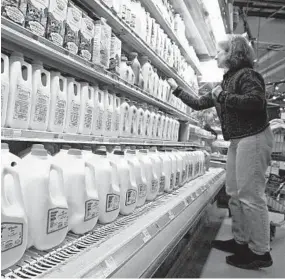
[173,67,269,141]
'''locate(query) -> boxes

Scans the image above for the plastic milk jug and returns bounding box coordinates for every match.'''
[92,85,105,136]
[6,52,32,129]
[55,149,99,234]
[1,166,28,271]
[166,149,176,190]
[160,113,166,140]
[112,95,121,137]
[103,89,114,137]
[1,53,9,126]
[129,101,138,136]
[64,78,81,134]
[119,97,130,137]
[29,61,51,131]
[178,149,187,185]
[149,107,157,139]
[19,144,68,250]
[125,149,147,207]
[171,150,181,189]
[111,150,138,215]
[152,68,159,98]
[158,150,173,193]
[78,82,95,135]
[82,145,94,160]
[47,72,67,133]
[89,147,120,224]
[144,104,152,138]
[140,56,152,93]
[149,148,163,194]
[1,143,21,167]
[137,103,145,137]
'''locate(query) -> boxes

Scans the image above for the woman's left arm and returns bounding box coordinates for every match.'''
[217,70,266,110]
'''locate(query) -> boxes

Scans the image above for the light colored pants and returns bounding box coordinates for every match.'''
[226,127,274,255]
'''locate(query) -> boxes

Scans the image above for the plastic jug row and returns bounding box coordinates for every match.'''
[1,52,181,140]
[1,0,199,92]
[1,142,206,270]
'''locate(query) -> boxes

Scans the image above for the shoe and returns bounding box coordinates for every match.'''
[211,238,248,254]
[226,249,273,269]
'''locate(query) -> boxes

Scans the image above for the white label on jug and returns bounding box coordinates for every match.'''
[138,184,147,198]
[84,103,93,129]
[115,113,120,131]
[33,89,49,123]
[96,109,104,130]
[1,223,23,252]
[28,21,45,37]
[159,176,166,193]
[175,172,180,186]
[54,97,66,126]
[125,189,137,206]
[13,85,31,121]
[131,112,137,134]
[106,194,120,212]
[151,179,158,193]
[5,6,25,25]
[123,109,129,132]
[121,4,127,21]
[170,173,174,189]
[69,101,80,128]
[47,207,68,234]
[84,199,99,221]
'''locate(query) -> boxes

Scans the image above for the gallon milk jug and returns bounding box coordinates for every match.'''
[152,68,159,98]
[127,63,135,85]
[149,106,157,139]
[19,144,68,250]
[6,52,32,129]
[29,61,51,131]
[110,150,138,215]
[158,150,173,193]
[78,83,95,135]
[112,95,121,137]
[64,78,81,134]
[137,103,145,137]
[89,147,120,224]
[166,149,176,191]
[156,111,162,139]
[92,85,105,136]
[1,53,9,126]
[140,56,152,93]
[1,166,28,271]
[172,150,182,189]
[1,143,21,167]
[149,148,163,195]
[119,97,130,137]
[129,52,141,86]
[55,149,99,234]
[120,55,129,82]
[103,89,114,137]
[129,101,138,136]
[137,149,153,201]
[144,104,151,138]
[178,149,187,185]
[139,149,160,201]
[187,151,194,182]
[158,77,164,101]
[160,113,166,140]
[125,149,147,207]
[47,72,67,133]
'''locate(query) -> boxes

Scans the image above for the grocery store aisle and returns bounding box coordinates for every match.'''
[201,212,285,278]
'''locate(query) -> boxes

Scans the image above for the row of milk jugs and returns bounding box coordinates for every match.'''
[1,143,205,270]
[1,52,179,140]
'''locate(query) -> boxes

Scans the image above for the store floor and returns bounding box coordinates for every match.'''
[155,203,285,278]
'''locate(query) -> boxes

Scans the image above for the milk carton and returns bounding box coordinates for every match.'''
[93,18,112,68]
[109,33,121,74]
[1,0,27,26]
[64,1,82,55]
[25,0,49,37]
[46,0,68,46]
[79,12,95,61]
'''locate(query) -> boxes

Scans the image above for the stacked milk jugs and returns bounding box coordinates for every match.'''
[1,52,180,141]
[1,142,206,270]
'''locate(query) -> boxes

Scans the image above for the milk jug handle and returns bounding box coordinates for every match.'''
[84,162,96,191]
[49,164,65,197]
[109,160,119,186]
[1,166,24,208]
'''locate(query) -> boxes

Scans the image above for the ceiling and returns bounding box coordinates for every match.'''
[233,0,285,94]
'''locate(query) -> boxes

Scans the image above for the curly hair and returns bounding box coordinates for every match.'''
[218,34,255,70]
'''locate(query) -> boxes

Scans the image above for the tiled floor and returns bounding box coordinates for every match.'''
[201,212,285,278]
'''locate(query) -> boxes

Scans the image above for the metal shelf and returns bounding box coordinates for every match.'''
[79,0,198,96]
[1,168,225,278]
[1,18,198,124]
[141,0,202,75]
[1,128,206,148]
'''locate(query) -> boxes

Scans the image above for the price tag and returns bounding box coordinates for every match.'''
[168,211,175,220]
[3,129,14,138]
[103,256,117,277]
[13,129,22,138]
[142,229,151,243]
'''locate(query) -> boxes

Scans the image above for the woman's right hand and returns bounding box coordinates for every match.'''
[167,78,178,90]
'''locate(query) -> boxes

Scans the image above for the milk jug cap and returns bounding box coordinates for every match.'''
[130,52,138,58]
[1,143,9,150]
[121,55,128,62]
[83,145,92,151]
[68,149,82,156]
[126,149,136,155]
[62,145,71,150]
[31,144,48,156]
[94,146,107,155]
[113,150,124,156]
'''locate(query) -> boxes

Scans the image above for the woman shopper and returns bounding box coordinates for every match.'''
[168,34,274,270]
